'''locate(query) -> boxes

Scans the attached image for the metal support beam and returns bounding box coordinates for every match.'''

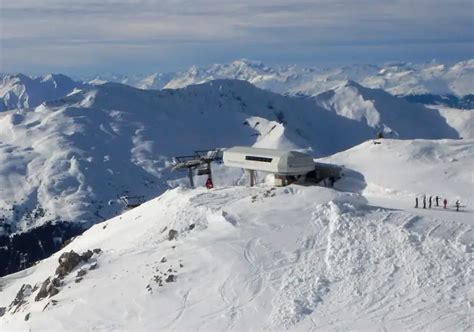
[247,169,256,187]
[171,149,223,189]
[207,162,212,181]
[188,168,194,188]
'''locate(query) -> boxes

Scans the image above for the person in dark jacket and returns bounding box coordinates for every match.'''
[423,195,426,209]
[455,200,460,212]
[429,196,432,208]
[415,197,419,208]
[435,196,439,207]
[205,177,214,189]
[443,198,448,209]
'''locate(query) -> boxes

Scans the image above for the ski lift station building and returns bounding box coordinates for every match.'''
[223,146,317,186]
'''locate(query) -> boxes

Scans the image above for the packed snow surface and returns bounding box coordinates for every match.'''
[1,139,472,331]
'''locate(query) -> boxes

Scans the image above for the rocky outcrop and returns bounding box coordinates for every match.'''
[8,284,33,313]
[168,229,178,241]
[55,250,94,278]
[35,278,60,302]
[3,248,102,318]
[165,275,177,282]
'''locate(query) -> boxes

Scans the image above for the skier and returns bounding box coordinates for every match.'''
[443,198,448,209]
[205,177,214,189]
[455,200,460,212]
[415,197,419,208]
[435,195,439,207]
[429,196,432,208]
[423,195,426,209]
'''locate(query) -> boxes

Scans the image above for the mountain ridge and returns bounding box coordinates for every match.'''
[0,78,463,276]
[0,74,86,111]
[2,59,473,113]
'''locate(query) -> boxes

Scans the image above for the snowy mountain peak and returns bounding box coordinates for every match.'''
[4,73,31,82]
[337,79,365,90]
[0,73,86,111]
[451,59,474,70]
[40,73,74,84]
[137,73,166,90]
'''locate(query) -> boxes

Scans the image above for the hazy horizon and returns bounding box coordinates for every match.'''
[1,1,473,75]
[0,57,472,78]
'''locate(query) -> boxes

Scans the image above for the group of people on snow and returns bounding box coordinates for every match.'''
[415,195,461,212]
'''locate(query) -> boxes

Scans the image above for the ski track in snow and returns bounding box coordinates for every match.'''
[267,199,472,330]
[188,186,471,330]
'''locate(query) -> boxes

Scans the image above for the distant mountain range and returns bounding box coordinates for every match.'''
[83,58,474,99]
[2,59,473,113]
[162,59,474,98]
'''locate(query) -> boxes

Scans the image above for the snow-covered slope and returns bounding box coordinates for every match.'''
[403,94,474,110]
[1,138,472,331]
[314,80,460,138]
[0,78,461,276]
[0,74,86,111]
[361,60,474,97]
[425,105,474,139]
[135,73,175,90]
[323,139,474,208]
[85,72,173,90]
[0,79,459,232]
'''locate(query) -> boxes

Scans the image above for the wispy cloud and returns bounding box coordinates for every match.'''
[1,0,473,74]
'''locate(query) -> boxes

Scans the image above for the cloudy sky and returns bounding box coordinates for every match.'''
[1,0,473,74]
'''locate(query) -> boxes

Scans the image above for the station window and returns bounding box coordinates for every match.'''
[245,156,273,163]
